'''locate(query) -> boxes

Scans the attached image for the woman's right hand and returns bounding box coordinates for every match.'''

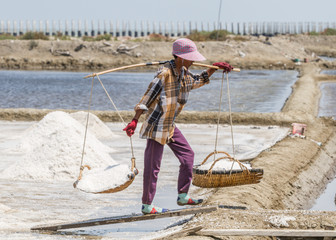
[123,119,138,137]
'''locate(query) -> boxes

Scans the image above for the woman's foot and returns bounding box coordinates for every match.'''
[177,193,203,206]
[141,204,169,215]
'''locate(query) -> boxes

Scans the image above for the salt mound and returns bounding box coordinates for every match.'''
[76,164,132,193]
[197,159,251,171]
[1,111,117,181]
[70,111,114,139]
[0,203,11,213]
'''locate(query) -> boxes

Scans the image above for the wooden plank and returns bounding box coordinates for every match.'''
[197,229,336,237]
[154,226,203,240]
[31,205,217,232]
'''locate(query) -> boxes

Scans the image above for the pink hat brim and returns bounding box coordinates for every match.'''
[175,51,206,61]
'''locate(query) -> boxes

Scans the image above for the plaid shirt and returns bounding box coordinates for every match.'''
[135,60,210,145]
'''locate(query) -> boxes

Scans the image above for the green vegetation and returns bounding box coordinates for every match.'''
[20,32,49,40]
[187,30,231,41]
[308,31,320,36]
[308,28,336,36]
[54,32,71,40]
[28,40,38,50]
[322,28,336,35]
[0,34,16,40]
[148,33,168,41]
[82,34,111,41]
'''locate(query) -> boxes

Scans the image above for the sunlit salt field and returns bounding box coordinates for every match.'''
[0,116,289,239]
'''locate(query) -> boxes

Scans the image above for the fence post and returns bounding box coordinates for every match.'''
[70,20,74,37]
[96,20,100,35]
[90,20,94,36]
[146,21,150,36]
[19,20,23,35]
[84,20,88,36]
[44,20,49,36]
[140,21,144,37]
[170,21,175,37]
[159,22,162,35]
[121,21,125,36]
[127,21,131,37]
[0,21,3,34]
[133,21,137,37]
[12,20,16,36]
[77,20,81,37]
[116,20,120,37]
[108,20,112,37]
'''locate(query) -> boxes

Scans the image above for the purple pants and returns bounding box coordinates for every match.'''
[142,127,194,205]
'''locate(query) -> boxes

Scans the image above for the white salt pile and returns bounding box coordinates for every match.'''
[268,215,296,228]
[70,111,114,139]
[0,111,130,185]
[76,164,132,193]
[197,159,251,171]
[0,203,11,213]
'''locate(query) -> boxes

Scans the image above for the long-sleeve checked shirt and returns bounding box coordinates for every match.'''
[135,60,210,145]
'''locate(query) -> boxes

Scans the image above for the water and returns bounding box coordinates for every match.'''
[311,179,336,211]
[319,56,336,62]
[0,69,298,112]
[318,82,336,119]
[311,80,336,211]
[321,69,336,76]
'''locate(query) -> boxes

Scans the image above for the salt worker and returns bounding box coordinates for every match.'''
[124,38,233,214]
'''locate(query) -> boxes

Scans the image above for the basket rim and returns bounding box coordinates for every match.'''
[193,166,264,175]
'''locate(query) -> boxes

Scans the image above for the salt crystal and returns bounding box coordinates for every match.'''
[197,159,251,171]
[268,215,296,228]
[76,164,132,193]
[0,204,11,213]
[70,111,114,139]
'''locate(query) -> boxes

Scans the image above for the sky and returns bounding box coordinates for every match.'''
[1,0,335,24]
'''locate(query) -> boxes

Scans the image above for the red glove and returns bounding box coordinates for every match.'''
[213,62,233,73]
[123,119,138,137]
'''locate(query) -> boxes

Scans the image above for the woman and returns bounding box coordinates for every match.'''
[124,38,232,214]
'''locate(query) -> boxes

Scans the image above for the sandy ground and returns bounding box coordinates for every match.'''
[1,35,336,239]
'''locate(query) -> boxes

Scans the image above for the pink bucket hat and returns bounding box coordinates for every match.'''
[172,38,206,61]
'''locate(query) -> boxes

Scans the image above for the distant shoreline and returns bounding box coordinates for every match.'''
[1,35,336,72]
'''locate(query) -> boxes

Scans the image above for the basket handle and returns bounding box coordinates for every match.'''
[201,151,233,165]
[201,151,250,176]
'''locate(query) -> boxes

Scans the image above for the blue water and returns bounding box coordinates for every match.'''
[319,82,336,119]
[321,70,336,75]
[311,178,336,211]
[311,81,336,211]
[0,69,298,112]
[319,56,336,62]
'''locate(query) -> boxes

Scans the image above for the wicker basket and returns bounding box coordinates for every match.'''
[74,157,139,194]
[192,151,263,188]
[97,157,139,194]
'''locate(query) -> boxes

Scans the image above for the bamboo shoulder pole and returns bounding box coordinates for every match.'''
[193,62,240,72]
[84,61,240,79]
[84,61,168,79]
